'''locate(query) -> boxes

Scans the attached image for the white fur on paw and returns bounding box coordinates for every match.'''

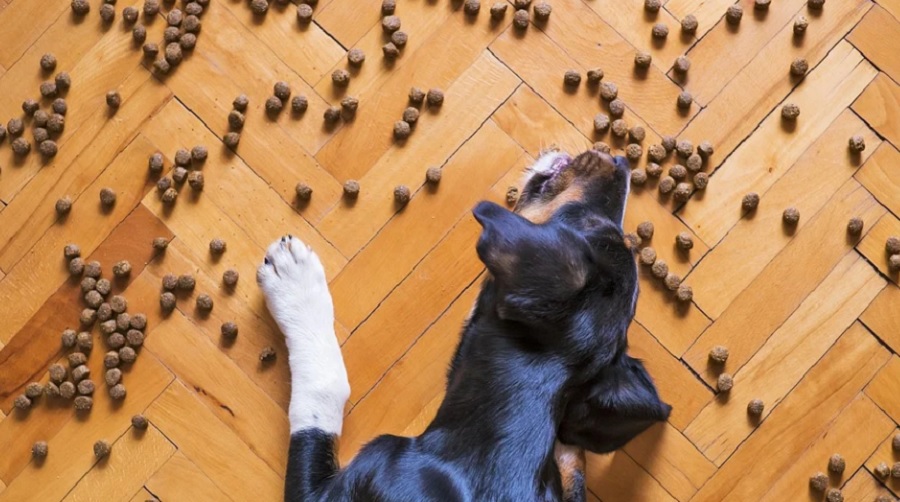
[257,235,350,435]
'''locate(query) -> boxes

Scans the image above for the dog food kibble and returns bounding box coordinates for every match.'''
[99,2,116,21]
[505,187,519,206]
[808,0,825,9]
[221,321,239,340]
[153,58,171,75]
[382,15,401,32]
[260,346,277,362]
[160,187,177,204]
[49,363,67,383]
[677,91,693,110]
[629,126,646,143]
[191,145,208,164]
[100,319,117,336]
[394,185,411,206]
[809,472,829,491]
[676,232,694,250]
[186,171,204,191]
[709,345,729,364]
[726,4,743,24]
[663,273,681,291]
[593,141,611,154]
[790,58,809,77]
[846,217,864,236]
[129,313,147,332]
[463,0,480,15]
[80,308,97,326]
[631,169,647,186]
[296,3,313,22]
[382,42,400,60]
[407,88,427,108]
[119,345,137,364]
[824,489,843,502]
[97,303,112,322]
[109,383,127,400]
[625,144,643,161]
[681,14,698,34]
[330,69,351,88]
[586,68,604,84]
[231,94,249,113]
[287,96,308,116]
[673,183,692,202]
[126,329,144,347]
[401,106,419,125]
[684,154,702,173]
[890,255,900,273]
[343,180,361,199]
[847,135,865,153]
[651,259,668,279]
[639,247,657,266]
[891,461,900,478]
[8,118,24,137]
[72,364,91,382]
[64,244,83,261]
[783,207,800,225]
[11,137,31,156]
[651,22,669,39]
[346,48,366,68]
[794,15,808,35]
[644,0,661,12]
[742,192,760,211]
[634,52,652,69]
[62,329,77,349]
[673,56,691,75]
[625,233,643,251]
[781,103,800,121]
[513,9,530,29]
[85,290,103,309]
[635,222,654,242]
[77,379,95,396]
[108,332,125,350]
[116,313,131,332]
[106,90,122,110]
[265,96,284,115]
[827,453,845,474]
[490,2,508,19]
[22,99,39,116]
[132,414,149,430]
[99,187,117,207]
[644,144,665,163]
[669,164,687,181]
[60,382,76,399]
[754,0,771,10]
[108,295,126,314]
[590,114,610,133]
[54,195,74,216]
[322,106,341,124]
[608,99,625,118]
[383,0,396,15]
[393,120,411,140]
[390,32,408,49]
[600,82,618,101]
[14,395,32,410]
[31,440,49,460]
[611,119,628,138]
[104,351,120,369]
[533,1,552,21]
[45,382,60,397]
[425,88,445,108]
[25,382,44,399]
[112,260,131,278]
[747,399,764,416]
[223,132,240,150]
[658,176,676,195]
[92,440,111,459]
[422,167,443,185]
[717,373,733,392]
[147,152,165,174]
[71,0,90,15]
[886,236,900,255]
[196,293,214,312]
[69,352,88,369]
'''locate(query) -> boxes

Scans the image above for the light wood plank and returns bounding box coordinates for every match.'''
[665,0,733,39]
[315,0,382,48]
[622,421,715,501]
[853,72,900,148]
[848,5,900,84]
[860,284,900,355]
[585,451,677,502]
[855,141,900,216]
[857,211,900,284]
[865,356,900,424]
[862,427,900,497]
[144,450,232,501]
[842,467,898,502]
[0,0,69,68]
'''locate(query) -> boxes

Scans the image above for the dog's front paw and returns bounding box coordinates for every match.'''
[257,235,333,341]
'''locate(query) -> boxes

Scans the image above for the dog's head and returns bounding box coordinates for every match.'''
[473,149,670,454]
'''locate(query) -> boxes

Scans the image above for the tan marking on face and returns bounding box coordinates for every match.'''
[555,441,586,496]
[517,185,585,224]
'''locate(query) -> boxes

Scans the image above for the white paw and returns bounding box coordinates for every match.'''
[257,236,349,435]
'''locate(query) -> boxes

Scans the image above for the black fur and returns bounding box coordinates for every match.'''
[285,151,670,501]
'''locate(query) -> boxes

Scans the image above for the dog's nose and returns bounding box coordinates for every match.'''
[613,155,630,173]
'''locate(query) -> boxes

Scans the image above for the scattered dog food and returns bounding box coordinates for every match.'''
[347,48,366,67]
[646,144,665,163]
[624,233,642,251]
[60,382,76,400]
[223,132,240,150]
[74,395,93,411]
[893,462,900,478]
[600,82,618,101]
[393,120,411,139]
[586,68,604,84]
[889,254,900,273]
[533,1,551,21]
[742,192,760,211]
[593,114,610,133]
[754,0,770,11]
[323,106,341,123]
[809,472,829,491]
[644,0,661,12]
[112,261,131,278]
[676,232,694,250]
[13,394,32,410]
[45,382,60,397]
[631,169,647,186]
[464,0,481,15]
[116,312,131,332]
[394,185,411,205]
[886,236,900,254]
[152,237,170,252]
[191,145,208,164]
[847,217,864,235]
[636,221,654,241]
[106,91,122,110]
[25,382,44,399]
[651,259,668,279]
[161,187,178,204]
[783,207,800,225]
[126,329,144,347]
[409,87,426,106]
[295,183,313,202]
[611,119,628,138]
[71,0,90,15]
[827,453,845,474]
[109,383,127,400]
[746,399,764,417]
[100,319,118,336]
[233,94,249,112]
[265,96,284,115]
[629,126,646,143]
[402,106,419,124]
[669,165,687,181]
[11,138,31,156]
[343,180,360,198]
[153,58,171,75]
[221,321,239,339]
[639,247,656,266]
[506,187,519,205]
[382,15,401,32]
[119,346,136,364]
[259,346,277,362]
[824,489,842,502]
[677,91,693,109]
[625,143,642,161]
[673,182,692,202]
[55,196,73,215]
[781,103,800,120]
[99,187,117,207]
[69,352,88,368]
[513,9,530,29]
[658,176,676,195]
[426,88,444,107]
[685,154,702,173]
[93,439,111,458]
[108,332,125,349]
[847,135,865,153]
[196,293,214,311]
[332,69,350,87]
[490,2,508,19]
[297,4,313,22]
[49,363,67,383]
[76,331,94,351]
[104,352,120,370]
[187,171,204,191]
[290,96,308,115]
[790,58,809,77]
[425,167,442,184]
[673,56,691,74]
[593,142,611,154]
[55,72,72,92]
[697,141,714,159]
[808,0,825,9]
[651,22,669,39]
[160,292,177,312]
[608,100,626,119]
[681,14,698,34]
[100,3,115,21]
[382,42,400,60]
[794,15,808,35]
[726,4,743,24]
[81,277,97,293]
[663,273,681,291]
[79,308,96,326]
[675,284,693,302]
[77,379,95,396]
[22,99,39,116]
[158,177,173,193]
[716,373,733,392]
[634,52,652,69]
[709,345,729,364]
[32,441,49,459]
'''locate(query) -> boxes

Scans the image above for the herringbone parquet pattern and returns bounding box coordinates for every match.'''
[0,0,898,500]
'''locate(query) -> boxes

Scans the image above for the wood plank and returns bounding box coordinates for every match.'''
[878,0,900,21]
[865,356,900,424]
[853,72,900,148]
[315,0,381,48]
[315,52,520,257]
[862,426,900,497]
[155,0,343,222]
[842,467,898,502]
[856,141,900,216]
[686,109,881,318]
[0,0,68,68]
[128,487,157,502]
[329,120,522,330]
[622,421,715,501]
[63,425,176,502]
[860,284,900,355]
[0,70,170,272]
[683,179,884,379]
[339,282,480,463]
[144,451,231,502]
[761,395,893,500]
[0,350,174,500]
[0,204,172,414]
[848,5,900,84]
[857,211,900,284]
[680,41,878,248]
[0,134,162,345]
[685,253,885,464]
[690,323,890,500]
[492,0,697,138]
[145,380,284,501]
[665,0,733,39]
[138,99,346,280]
[628,322,711,432]
[585,451,677,502]
[144,310,290,474]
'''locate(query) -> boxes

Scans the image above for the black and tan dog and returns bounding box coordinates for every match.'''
[257,149,671,502]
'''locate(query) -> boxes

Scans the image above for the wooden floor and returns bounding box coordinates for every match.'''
[0,0,898,500]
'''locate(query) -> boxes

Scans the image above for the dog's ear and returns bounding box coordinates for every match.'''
[558,355,671,454]
[473,201,533,280]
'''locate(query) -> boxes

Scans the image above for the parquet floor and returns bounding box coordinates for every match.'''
[0,0,898,500]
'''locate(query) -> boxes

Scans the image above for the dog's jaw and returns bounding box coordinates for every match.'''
[257,236,350,435]
[522,150,571,187]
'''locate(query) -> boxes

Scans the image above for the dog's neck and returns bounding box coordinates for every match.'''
[420,303,571,497]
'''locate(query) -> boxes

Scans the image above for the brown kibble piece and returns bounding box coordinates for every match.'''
[754,0,770,10]
[55,196,73,216]
[875,462,890,478]
[426,89,444,108]
[600,82,618,101]
[109,383,127,400]
[49,363,67,383]
[513,9,529,29]
[809,472,828,491]
[323,106,341,124]
[790,58,809,77]
[608,99,624,118]
[663,273,681,291]
[72,364,91,382]
[781,103,800,120]
[223,132,240,150]
[221,321,239,339]
[638,247,656,266]
[586,68,603,84]
[425,167,442,184]
[634,52,652,69]
[79,308,96,326]
[71,0,90,15]
[533,1,551,21]
[100,187,117,207]
[76,331,93,351]
[686,154,703,173]
[291,95,308,115]
[563,70,581,87]
[382,42,400,60]
[747,399,764,416]
[644,0,661,12]
[742,192,760,211]
[160,292,176,312]
[828,453,845,474]
[25,382,44,399]
[402,106,419,124]
[625,144,642,161]
[106,91,122,110]
[652,22,669,39]
[709,345,729,364]
[393,120,411,140]
[651,259,668,279]
[409,87,425,106]
[658,176,675,195]
[126,329,144,347]
[825,489,842,502]
[60,382,76,400]
[104,352,120,369]
[112,260,131,278]
[593,114,610,133]
[464,0,480,15]
[68,352,88,368]
[93,440,111,458]
[33,441,49,459]
[223,269,240,287]
[593,142,611,154]
[343,180,360,198]
[77,379,95,396]
[265,96,283,115]
[196,293,214,311]
[382,15,401,32]
[394,185,411,205]
[681,14,698,34]
[45,382,60,398]
[296,3,313,22]
[490,2,508,20]
[783,207,800,225]
[295,183,313,202]
[847,217,864,235]
[347,48,366,66]
[331,69,350,87]
[808,0,825,9]
[611,119,628,138]
[636,222,654,241]
[625,233,643,252]
[75,395,93,411]
[673,182,692,202]
[716,373,733,392]
[108,332,125,349]
[132,414,149,430]
[232,94,249,111]
[794,15,808,35]
[726,4,743,24]
[886,236,900,255]
[675,232,693,250]
[259,346,277,362]
[12,138,31,156]
[848,135,865,153]
[119,346,136,364]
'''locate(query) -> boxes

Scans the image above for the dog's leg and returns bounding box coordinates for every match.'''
[258,236,350,501]
[555,442,587,502]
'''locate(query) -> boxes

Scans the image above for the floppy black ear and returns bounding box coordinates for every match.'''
[558,355,671,454]
[472,200,532,279]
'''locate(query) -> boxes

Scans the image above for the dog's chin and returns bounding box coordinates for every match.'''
[522,151,572,187]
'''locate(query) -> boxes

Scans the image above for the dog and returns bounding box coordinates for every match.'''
[257,149,671,502]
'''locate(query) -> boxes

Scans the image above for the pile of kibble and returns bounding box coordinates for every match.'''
[150,144,208,205]
[629,220,695,304]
